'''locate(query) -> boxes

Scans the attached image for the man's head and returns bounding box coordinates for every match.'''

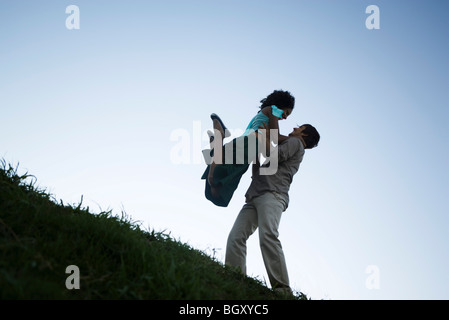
[289,124,320,149]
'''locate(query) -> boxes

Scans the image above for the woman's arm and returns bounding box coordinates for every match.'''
[262,107,289,143]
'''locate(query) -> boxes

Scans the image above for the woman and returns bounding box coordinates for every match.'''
[201,90,296,207]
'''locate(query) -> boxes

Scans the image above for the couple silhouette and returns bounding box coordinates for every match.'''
[200,89,320,294]
[201,90,318,208]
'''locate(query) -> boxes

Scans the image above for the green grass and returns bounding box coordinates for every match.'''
[0,160,307,300]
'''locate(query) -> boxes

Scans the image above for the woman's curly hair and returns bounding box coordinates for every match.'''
[260,90,295,110]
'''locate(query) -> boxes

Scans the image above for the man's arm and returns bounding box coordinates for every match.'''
[278,138,302,163]
[252,162,260,178]
[258,122,301,162]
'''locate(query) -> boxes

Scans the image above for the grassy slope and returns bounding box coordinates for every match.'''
[0,161,306,300]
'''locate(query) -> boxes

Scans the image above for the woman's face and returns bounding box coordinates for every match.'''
[282,108,293,120]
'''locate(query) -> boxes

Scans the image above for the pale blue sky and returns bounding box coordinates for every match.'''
[1,0,448,299]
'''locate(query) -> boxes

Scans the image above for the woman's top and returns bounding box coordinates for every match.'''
[242,105,284,136]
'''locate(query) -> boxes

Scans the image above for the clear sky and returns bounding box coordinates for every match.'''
[1,0,448,299]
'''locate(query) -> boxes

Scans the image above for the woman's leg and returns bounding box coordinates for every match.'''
[208,118,226,187]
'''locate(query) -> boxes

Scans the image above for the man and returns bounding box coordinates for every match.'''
[225,124,320,294]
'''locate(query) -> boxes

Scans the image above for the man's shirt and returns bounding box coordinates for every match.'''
[245,137,304,208]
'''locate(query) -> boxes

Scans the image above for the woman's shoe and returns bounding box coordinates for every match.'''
[210,113,231,138]
[207,130,214,143]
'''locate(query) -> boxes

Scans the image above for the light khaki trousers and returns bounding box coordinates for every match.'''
[225,192,290,290]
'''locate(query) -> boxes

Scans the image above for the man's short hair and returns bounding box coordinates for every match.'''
[301,124,320,149]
